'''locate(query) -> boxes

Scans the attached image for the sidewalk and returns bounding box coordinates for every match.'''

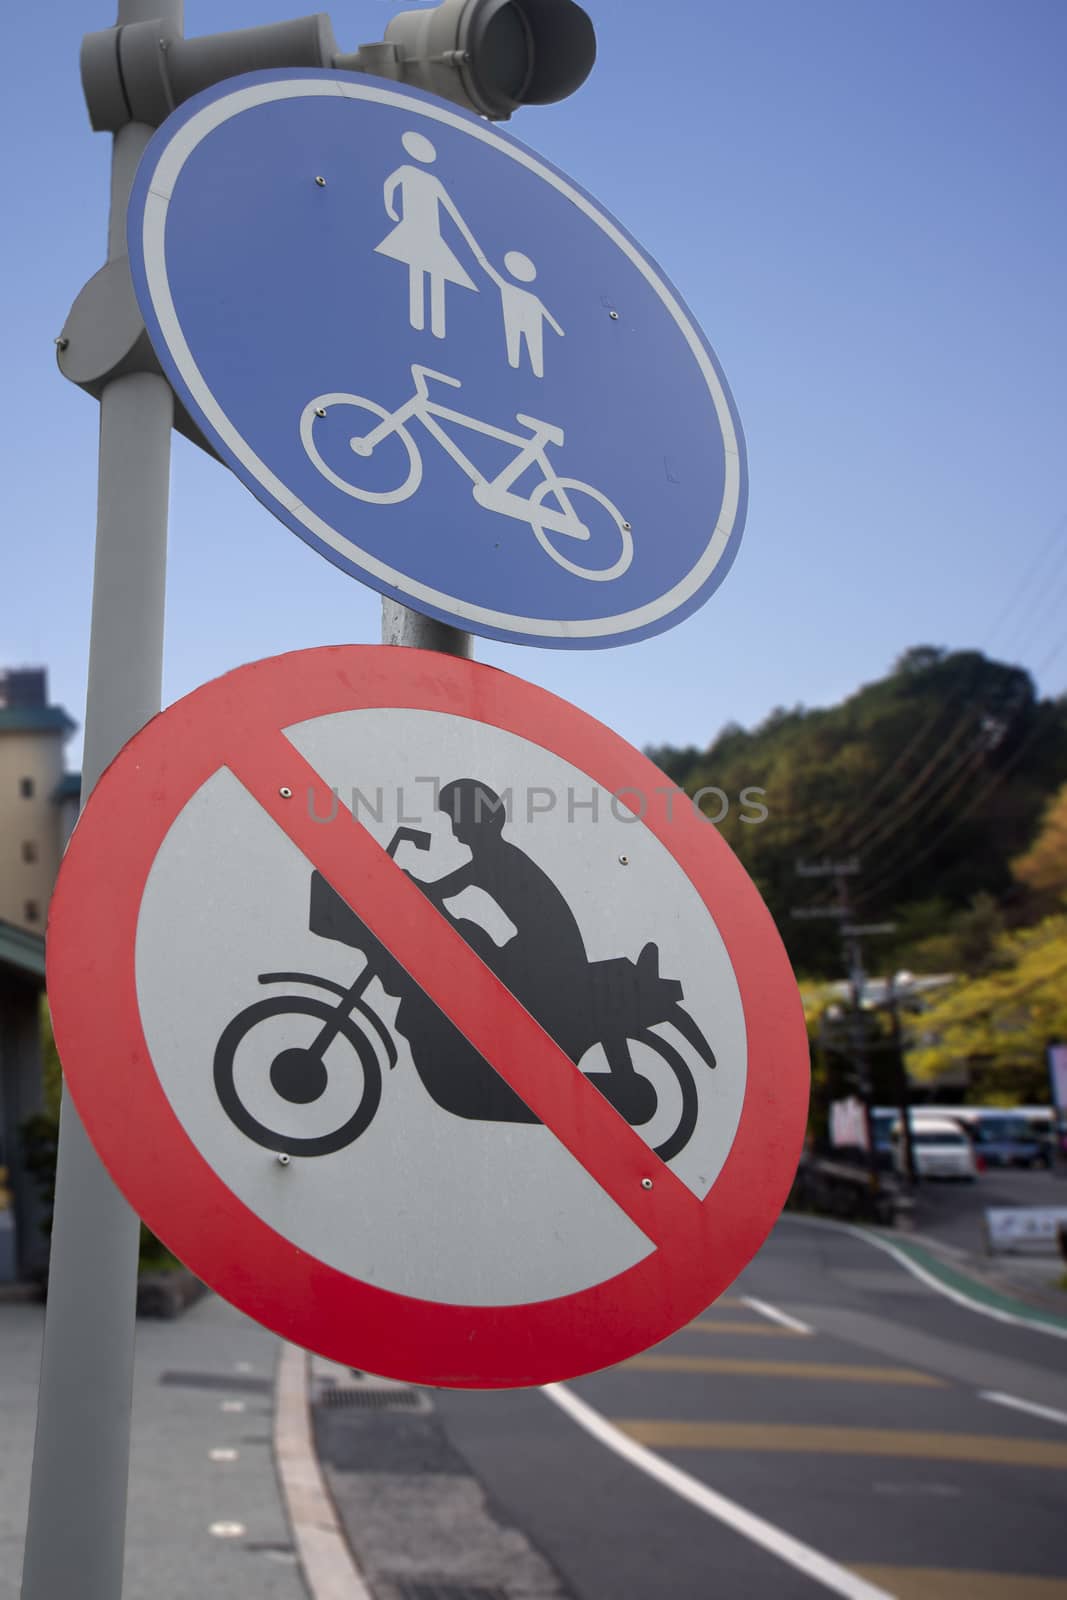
[2,1292,562,1600]
[1,1294,305,1600]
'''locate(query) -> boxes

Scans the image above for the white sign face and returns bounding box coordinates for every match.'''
[134,709,747,1308]
[986,1206,1067,1253]
[829,1096,869,1150]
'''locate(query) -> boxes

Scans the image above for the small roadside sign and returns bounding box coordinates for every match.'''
[127,71,747,649]
[46,648,806,1386]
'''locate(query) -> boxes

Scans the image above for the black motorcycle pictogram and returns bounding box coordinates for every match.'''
[214,779,717,1162]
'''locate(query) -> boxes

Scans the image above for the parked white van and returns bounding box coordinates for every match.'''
[892,1117,977,1181]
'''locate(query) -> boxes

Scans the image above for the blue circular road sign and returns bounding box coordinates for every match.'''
[128,71,747,649]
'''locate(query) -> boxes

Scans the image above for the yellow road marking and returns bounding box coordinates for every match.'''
[615,1421,1067,1467]
[852,1568,1067,1599]
[624,1355,943,1386]
[688,1320,806,1337]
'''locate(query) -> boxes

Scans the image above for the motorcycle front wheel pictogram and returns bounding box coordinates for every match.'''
[213,993,383,1156]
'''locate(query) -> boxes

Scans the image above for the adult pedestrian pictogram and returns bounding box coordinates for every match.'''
[46,648,808,1388]
[127,72,748,648]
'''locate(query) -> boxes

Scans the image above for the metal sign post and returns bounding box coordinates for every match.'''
[21,4,181,1596]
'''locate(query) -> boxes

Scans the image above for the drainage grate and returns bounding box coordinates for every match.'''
[159,1370,272,1394]
[319,1385,423,1410]
[392,1585,507,1600]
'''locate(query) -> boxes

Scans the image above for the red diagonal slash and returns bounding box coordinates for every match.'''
[224,725,705,1246]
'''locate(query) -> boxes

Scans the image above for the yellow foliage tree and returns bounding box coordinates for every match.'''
[909,913,1067,1097]
[1014,781,1067,900]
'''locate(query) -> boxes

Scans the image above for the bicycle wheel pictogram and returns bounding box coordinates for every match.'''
[529,478,633,581]
[300,393,421,504]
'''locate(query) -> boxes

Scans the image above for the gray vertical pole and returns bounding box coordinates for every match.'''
[888,981,918,1187]
[21,6,181,1597]
[382,597,473,657]
[838,876,880,1199]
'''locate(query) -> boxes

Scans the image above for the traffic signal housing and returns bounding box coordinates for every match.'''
[383,0,596,120]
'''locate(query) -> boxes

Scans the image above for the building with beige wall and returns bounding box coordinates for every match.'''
[0,668,77,1281]
[0,669,78,934]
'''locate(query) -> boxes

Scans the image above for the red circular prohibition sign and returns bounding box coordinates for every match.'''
[47,647,809,1388]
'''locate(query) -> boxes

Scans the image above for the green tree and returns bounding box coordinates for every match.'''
[649,648,1067,979]
[909,913,1067,1100]
[906,893,1005,978]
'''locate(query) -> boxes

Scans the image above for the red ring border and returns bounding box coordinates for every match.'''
[47,646,809,1388]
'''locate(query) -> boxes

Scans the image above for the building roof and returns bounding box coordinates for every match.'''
[0,705,77,737]
[0,919,46,982]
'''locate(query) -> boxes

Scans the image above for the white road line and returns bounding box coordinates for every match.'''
[980,1391,1067,1427]
[783,1215,1067,1342]
[273,1342,375,1600]
[741,1296,814,1335]
[541,1383,895,1600]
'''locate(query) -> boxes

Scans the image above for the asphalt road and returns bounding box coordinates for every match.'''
[419,1216,1067,1600]
[908,1164,1067,1256]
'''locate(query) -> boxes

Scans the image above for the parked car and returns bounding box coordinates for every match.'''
[964,1113,1051,1169]
[891,1117,977,1181]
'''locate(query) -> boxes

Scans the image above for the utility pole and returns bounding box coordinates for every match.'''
[885,971,918,1187]
[793,858,880,1192]
[838,893,881,1198]
[842,925,917,1190]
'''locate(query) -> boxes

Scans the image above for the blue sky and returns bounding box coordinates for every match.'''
[3,1,1065,768]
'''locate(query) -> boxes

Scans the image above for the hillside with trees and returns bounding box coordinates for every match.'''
[647,646,1067,1105]
[648,645,1067,980]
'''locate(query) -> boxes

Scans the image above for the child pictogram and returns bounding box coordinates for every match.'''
[498,252,564,378]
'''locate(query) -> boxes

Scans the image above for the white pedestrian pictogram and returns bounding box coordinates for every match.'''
[300,364,632,581]
[498,251,564,379]
[375,131,478,339]
[375,132,564,378]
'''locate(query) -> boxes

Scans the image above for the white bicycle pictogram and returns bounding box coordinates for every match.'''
[299,363,634,582]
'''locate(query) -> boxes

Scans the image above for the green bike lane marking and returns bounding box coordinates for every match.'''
[867,1231,1067,1332]
[778,1214,1067,1338]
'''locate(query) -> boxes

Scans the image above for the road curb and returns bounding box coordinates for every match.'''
[785,1214,1067,1337]
[273,1342,375,1600]
[864,1228,1067,1333]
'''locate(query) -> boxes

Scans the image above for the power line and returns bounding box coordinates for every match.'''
[795,515,1067,899]
[983,513,1067,662]
[853,632,1067,910]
